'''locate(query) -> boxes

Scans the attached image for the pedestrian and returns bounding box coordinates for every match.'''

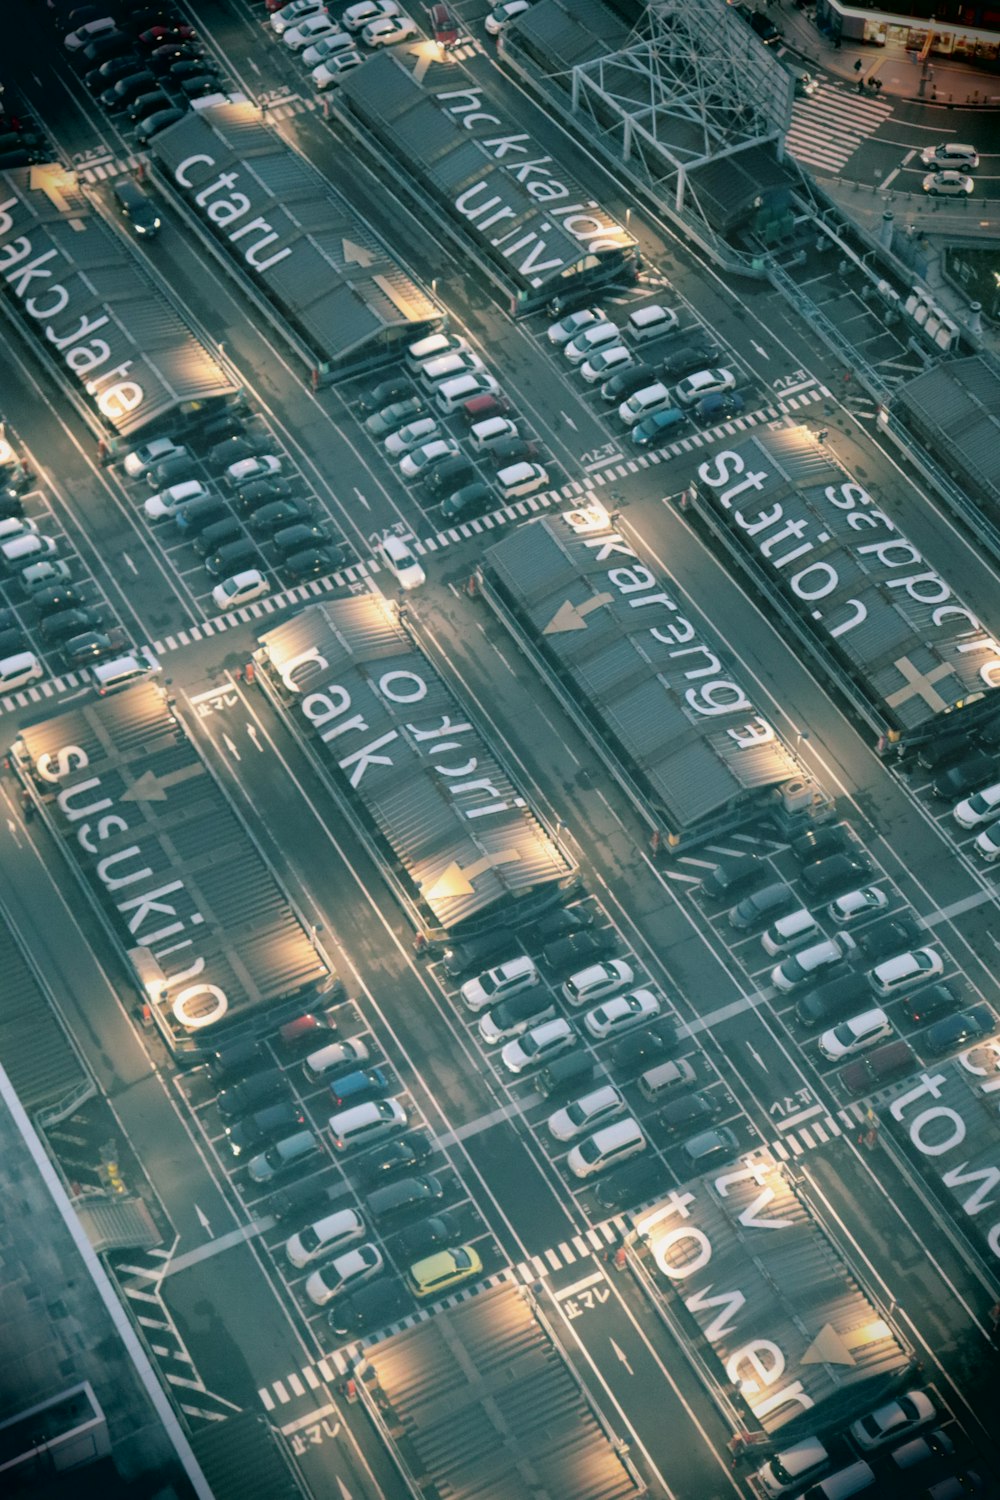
[854,58,863,72]
[233,665,244,682]
[244,660,256,685]
[857,79,865,93]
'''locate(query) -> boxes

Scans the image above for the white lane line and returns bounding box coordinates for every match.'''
[774,1102,824,1132]
[554,1269,606,1301]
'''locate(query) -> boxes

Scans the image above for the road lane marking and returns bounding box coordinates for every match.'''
[555,1269,606,1301]
[774,1102,824,1132]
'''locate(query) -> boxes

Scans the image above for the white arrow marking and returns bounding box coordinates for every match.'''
[543,593,614,635]
[747,1043,768,1071]
[353,487,370,510]
[751,340,770,359]
[122,552,137,575]
[247,724,264,751]
[424,849,522,901]
[6,818,21,847]
[611,1339,634,1374]
[412,49,432,83]
[335,1480,352,1499]
[195,1204,212,1235]
[342,238,376,268]
[559,411,578,430]
[223,734,240,761]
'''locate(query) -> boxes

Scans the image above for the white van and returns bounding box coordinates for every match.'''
[2,533,56,569]
[761,908,821,956]
[800,1460,875,1500]
[420,351,483,390]
[328,1098,407,1152]
[618,382,674,426]
[625,304,678,343]
[638,1058,696,1102]
[303,1039,370,1084]
[496,462,548,500]
[469,416,518,452]
[144,480,209,521]
[566,1117,646,1178]
[868,947,944,996]
[435,373,500,414]
[0,652,44,692]
[92,651,160,695]
[758,1437,831,1496]
[772,934,855,994]
[405,332,469,371]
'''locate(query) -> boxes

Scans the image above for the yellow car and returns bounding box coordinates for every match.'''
[407,1245,483,1300]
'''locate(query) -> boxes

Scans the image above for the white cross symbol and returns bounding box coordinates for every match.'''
[885,656,955,713]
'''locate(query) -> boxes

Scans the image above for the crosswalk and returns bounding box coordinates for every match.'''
[254,1109,871,1409]
[786,83,894,174]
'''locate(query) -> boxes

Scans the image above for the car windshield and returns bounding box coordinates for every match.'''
[299,1226,320,1252]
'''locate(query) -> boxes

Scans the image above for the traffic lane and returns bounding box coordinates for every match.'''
[539,1267,742,1499]
[802,1150,1000,1471]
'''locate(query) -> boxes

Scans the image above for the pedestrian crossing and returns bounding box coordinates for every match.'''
[786,83,894,174]
[767,1100,868,1160]
[0,389,831,717]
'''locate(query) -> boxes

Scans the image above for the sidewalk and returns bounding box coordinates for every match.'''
[777,3,1000,108]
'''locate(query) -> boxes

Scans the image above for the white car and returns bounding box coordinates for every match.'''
[849,1390,936,1451]
[566,1117,646,1179]
[399,438,459,478]
[674,368,736,405]
[362,13,417,45]
[485,0,532,34]
[954,781,1000,828]
[384,417,440,457]
[827,887,888,925]
[920,142,979,170]
[144,480,209,521]
[305,1243,384,1305]
[212,570,271,610]
[868,947,944,996]
[580,346,632,384]
[313,52,364,87]
[922,170,974,197]
[65,16,118,50]
[285,14,342,49]
[342,0,400,31]
[563,959,634,1008]
[818,1007,892,1061]
[271,0,327,35]
[380,533,426,590]
[286,1208,365,1269]
[0,652,44,693]
[302,31,356,65]
[548,1084,625,1142]
[973,824,1000,862]
[583,988,661,1039]
[771,934,855,994]
[227,455,282,487]
[546,307,604,346]
[501,1017,574,1075]
[564,322,620,364]
[461,955,538,1012]
[123,436,182,478]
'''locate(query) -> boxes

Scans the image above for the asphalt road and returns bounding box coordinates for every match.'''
[4,1,1000,1497]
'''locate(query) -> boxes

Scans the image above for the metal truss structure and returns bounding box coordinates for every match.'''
[568,0,795,222]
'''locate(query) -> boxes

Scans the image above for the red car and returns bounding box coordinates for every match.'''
[138,24,196,46]
[430,3,458,46]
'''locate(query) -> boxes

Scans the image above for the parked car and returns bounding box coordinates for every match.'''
[827,886,888,925]
[849,1390,935,1451]
[547,307,605,346]
[801,854,871,898]
[305,1244,384,1305]
[922,1004,995,1055]
[212,571,270,610]
[932,752,996,800]
[478,988,555,1045]
[868,948,944,997]
[547,1084,625,1142]
[461,955,539,1012]
[839,1039,914,1097]
[601,363,658,403]
[818,1007,892,1061]
[501,1017,575,1075]
[659,338,720,380]
[366,397,425,438]
[897,982,960,1026]
[355,1133,432,1186]
[113,177,161,236]
[857,915,922,963]
[791,825,850,864]
[327,1280,411,1336]
[407,1244,482,1298]
[563,959,633,1007]
[540,928,615,977]
[674,368,736,405]
[394,1211,461,1260]
[701,855,764,901]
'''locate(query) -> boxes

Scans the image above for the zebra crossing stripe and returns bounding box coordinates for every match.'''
[258,1388,275,1411]
[302,1366,320,1388]
[771,1140,790,1159]
[273,1380,291,1404]
[317,1359,335,1382]
[286,1373,305,1397]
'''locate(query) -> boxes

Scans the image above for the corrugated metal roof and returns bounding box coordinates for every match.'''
[514,0,630,69]
[484,515,799,834]
[897,355,1000,510]
[0,169,233,437]
[885,1055,1000,1272]
[632,1164,909,1436]
[0,908,89,1114]
[359,1283,641,1500]
[257,598,569,932]
[14,684,325,1047]
[693,426,1000,736]
[149,107,437,372]
[338,51,635,298]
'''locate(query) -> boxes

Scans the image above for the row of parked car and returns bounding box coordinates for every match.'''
[62,0,224,144]
[202,1009,489,1333]
[121,412,355,606]
[266,0,420,93]
[699,826,996,1095]
[546,302,744,446]
[356,330,552,520]
[755,1387,989,1500]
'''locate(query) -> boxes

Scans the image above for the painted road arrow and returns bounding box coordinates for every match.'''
[342,238,376,268]
[543,593,613,636]
[424,850,522,902]
[121,765,204,803]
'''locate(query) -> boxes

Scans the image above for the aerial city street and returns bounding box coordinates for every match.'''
[1,0,999,1497]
